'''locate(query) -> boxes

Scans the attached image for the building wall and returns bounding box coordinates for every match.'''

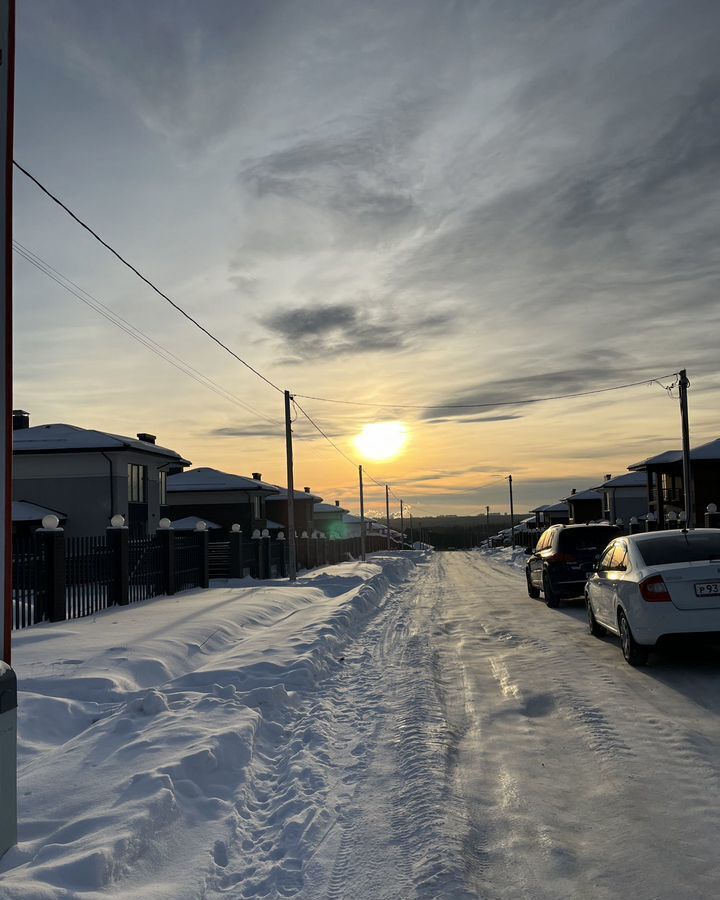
[603,486,648,523]
[163,490,265,533]
[568,498,603,524]
[13,450,171,537]
[266,498,315,533]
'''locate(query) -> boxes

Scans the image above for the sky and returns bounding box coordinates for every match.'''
[11,0,720,516]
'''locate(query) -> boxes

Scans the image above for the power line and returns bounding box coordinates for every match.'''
[14,160,284,395]
[13,241,282,427]
[293,375,678,410]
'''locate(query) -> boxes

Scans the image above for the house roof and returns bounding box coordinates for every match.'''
[314,502,349,514]
[564,489,603,503]
[267,488,323,502]
[535,501,569,514]
[167,467,279,493]
[342,513,363,524]
[170,515,222,530]
[599,471,648,489]
[13,423,190,464]
[12,500,66,522]
[629,437,720,470]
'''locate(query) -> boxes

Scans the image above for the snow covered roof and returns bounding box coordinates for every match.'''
[167,467,279,493]
[629,437,720,470]
[314,502,349,514]
[342,513,363,524]
[13,423,190,464]
[265,520,284,530]
[12,500,66,522]
[267,488,323,503]
[170,516,222,530]
[600,472,648,489]
[535,501,569,514]
[564,489,603,503]
[530,504,549,513]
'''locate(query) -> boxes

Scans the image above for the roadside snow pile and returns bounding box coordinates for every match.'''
[0,552,420,900]
[478,545,528,570]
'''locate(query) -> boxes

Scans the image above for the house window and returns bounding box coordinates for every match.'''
[128,464,147,503]
[252,495,261,520]
[159,471,167,505]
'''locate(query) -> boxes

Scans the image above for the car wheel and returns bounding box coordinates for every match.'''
[586,596,605,637]
[526,569,541,599]
[543,572,559,608]
[618,610,648,667]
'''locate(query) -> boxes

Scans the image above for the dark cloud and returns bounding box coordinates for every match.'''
[210,423,341,441]
[262,301,456,359]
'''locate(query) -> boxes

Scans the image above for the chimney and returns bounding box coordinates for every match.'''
[604,474,612,481]
[304,486,310,493]
[335,500,340,507]
[137,433,156,444]
[571,488,576,495]
[12,410,30,430]
[252,473,262,481]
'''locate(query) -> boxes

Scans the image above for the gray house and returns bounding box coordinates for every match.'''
[12,411,190,537]
[600,471,648,523]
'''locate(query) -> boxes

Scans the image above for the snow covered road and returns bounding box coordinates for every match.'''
[4,549,720,899]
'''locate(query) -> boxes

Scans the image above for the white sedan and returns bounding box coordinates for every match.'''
[585,528,720,666]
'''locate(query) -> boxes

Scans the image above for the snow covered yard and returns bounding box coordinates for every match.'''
[0,553,424,899]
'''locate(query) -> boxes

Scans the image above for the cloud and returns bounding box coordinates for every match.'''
[210,423,341,441]
[262,301,456,359]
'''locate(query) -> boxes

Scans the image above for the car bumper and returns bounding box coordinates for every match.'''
[627,604,720,645]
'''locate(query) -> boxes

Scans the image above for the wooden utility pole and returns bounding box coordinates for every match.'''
[678,369,693,530]
[359,464,366,561]
[1,0,14,664]
[508,475,515,548]
[385,484,391,550]
[284,390,297,579]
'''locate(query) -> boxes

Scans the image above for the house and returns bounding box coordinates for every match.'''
[266,486,323,535]
[599,471,648,523]
[628,438,720,527]
[341,512,364,538]
[12,411,190,537]
[563,487,604,524]
[531,501,570,528]
[164,468,279,534]
[314,500,349,539]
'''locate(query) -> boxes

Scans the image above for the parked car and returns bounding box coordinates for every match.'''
[526,523,622,607]
[585,529,720,666]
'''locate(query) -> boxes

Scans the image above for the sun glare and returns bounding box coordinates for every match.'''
[354,422,408,461]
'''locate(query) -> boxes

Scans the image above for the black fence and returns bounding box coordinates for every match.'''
[12,524,402,632]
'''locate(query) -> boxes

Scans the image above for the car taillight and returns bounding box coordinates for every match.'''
[546,553,573,563]
[639,575,671,602]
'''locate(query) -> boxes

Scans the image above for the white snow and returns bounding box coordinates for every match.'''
[1,553,421,899]
[13,424,187,462]
[167,468,279,493]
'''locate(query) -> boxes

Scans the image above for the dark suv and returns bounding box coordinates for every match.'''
[526,523,621,607]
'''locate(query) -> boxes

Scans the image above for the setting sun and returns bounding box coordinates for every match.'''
[354,422,408,461]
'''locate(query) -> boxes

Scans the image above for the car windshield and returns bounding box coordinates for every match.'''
[557,527,620,552]
[637,533,720,566]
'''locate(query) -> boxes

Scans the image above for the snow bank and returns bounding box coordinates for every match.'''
[0,552,421,899]
[477,545,529,570]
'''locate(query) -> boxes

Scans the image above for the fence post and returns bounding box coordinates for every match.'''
[35,524,66,622]
[196,526,210,588]
[645,513,658,533]
[107,519,129,606]
[705,504,720,528]
[277,532,286,577]
[229,525,244,578]
[262,529,271,579]
[251,529,262,579]
[629,517,641,535]
[157,519,175,596]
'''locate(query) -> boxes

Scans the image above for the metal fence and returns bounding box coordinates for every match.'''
[175,534,205,592]
[66,535,112,619]
[129,534,164,603]
[12,536,47,629]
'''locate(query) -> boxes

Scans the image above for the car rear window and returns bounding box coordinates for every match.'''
[557,527,620,553]
[637,533,720,566]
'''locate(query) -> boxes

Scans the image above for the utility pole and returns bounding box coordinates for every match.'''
[400,499,404,549]
[283,390,297,579]
[1,0,14,667]
[385,484,391,550]
[486,505,490,543]
[508,475,515,548]
[358,464,366,561]
[678,369,694,530]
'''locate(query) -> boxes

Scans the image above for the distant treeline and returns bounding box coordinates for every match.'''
[394,513,531,550]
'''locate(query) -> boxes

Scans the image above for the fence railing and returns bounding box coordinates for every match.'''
[11,524,408,631]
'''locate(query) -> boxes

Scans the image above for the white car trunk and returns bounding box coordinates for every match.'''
[660,562,720,610]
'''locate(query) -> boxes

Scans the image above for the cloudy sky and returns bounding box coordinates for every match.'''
[11,0,720,515]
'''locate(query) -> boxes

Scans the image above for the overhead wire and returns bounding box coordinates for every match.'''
[14,160,284,395]
[13,241,282,427]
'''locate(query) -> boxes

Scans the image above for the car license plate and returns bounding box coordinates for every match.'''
[694,582,720,597]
